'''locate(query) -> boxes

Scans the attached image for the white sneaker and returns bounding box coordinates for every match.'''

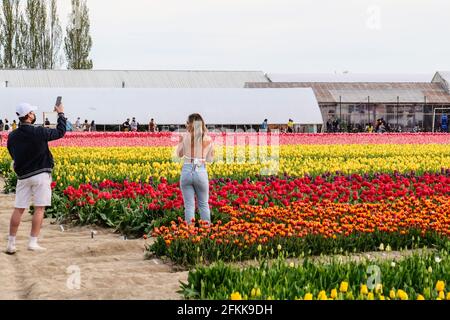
[28,243,47,251]
[6,243,17,255]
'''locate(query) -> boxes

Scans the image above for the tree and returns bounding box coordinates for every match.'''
[0,8,3,67]
[1,0,25,68]
[37,0,50,68]
[48,0,62,68]
[23,0,41,68]
[15,13,27,68]
[22,0,62,69]
[0,0,62,69]
[64,0,93,69]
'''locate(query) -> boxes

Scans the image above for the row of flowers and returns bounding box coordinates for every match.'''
[3,144,450,191]
[2,132,450,148]
[44,172,450,235]
[180,251,450,300]
[149,195,450,265]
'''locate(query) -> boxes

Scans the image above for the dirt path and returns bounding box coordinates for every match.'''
[0,178,188,300]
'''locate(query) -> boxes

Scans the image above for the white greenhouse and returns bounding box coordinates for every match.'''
[0,87,324,132]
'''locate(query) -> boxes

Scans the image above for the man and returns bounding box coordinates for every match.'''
[130,117,139,132]
[260,119,268,132]
[6,102,66,254]
[66,119,73,132]
[149,118,157,132]
[122,118,131,132]
[75,117,81,131]
[287,119,294,133]
[82,119,90,132]
[0,119,3,145]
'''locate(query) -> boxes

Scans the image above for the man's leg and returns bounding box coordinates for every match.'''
[30,206,45,238]
[10,208,26,236]
[7,176,30,254]
[28,172,52,251]
[28,206,46,251]
[6,208,26,254]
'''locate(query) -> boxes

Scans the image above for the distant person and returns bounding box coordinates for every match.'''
[75,117,81,131]
[6,102,66,254]
[0,119,3,144]
[332,118,339,132]
[149,118,157,132]
[4,119,10,132]
[376,119,386,133]
[44,118,51,126]
[177,113,214,225]
[66,119,73,132]
[326,120,332,132]
[82,119,90,132]
[122,118,131,132]
[130,117,139,132]
[90,120,96,132]
[287,119,294,133]
[260,119,268,132]
[12,120,18,131]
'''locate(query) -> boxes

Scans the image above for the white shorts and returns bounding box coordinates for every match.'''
[15,172,52,208]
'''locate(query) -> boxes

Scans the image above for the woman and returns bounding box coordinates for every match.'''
[177,113,214,225]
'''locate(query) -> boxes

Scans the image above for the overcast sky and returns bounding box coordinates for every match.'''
[57,0,450,73]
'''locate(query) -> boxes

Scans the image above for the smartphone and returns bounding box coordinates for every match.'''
[55,96,62,107]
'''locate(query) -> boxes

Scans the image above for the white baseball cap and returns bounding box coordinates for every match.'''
[16,102,38,117]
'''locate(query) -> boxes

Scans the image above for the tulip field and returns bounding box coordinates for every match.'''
[1,131,450,300]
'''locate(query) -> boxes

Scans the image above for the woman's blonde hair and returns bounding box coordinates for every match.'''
[186,113,208,158]
[187,113,207,140]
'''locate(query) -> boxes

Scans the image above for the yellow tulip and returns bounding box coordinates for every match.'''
[375,283,383,294]
[436,281,445,292]
[318,290,327,300]
[330,289,338,299]
[397,290,408,300]
[304,293,313,300]
[390,290,396,299]
[340,281,349,293]
[360,284,369,295]
[230,292,242,300]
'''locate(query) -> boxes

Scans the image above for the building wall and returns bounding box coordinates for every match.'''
[321,103,450,132]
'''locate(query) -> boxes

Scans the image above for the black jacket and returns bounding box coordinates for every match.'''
[7,113,67,180]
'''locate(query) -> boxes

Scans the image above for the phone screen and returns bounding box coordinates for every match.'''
[56,96,62,107]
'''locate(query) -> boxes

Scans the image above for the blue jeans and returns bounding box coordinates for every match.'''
[180,164,211,224]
